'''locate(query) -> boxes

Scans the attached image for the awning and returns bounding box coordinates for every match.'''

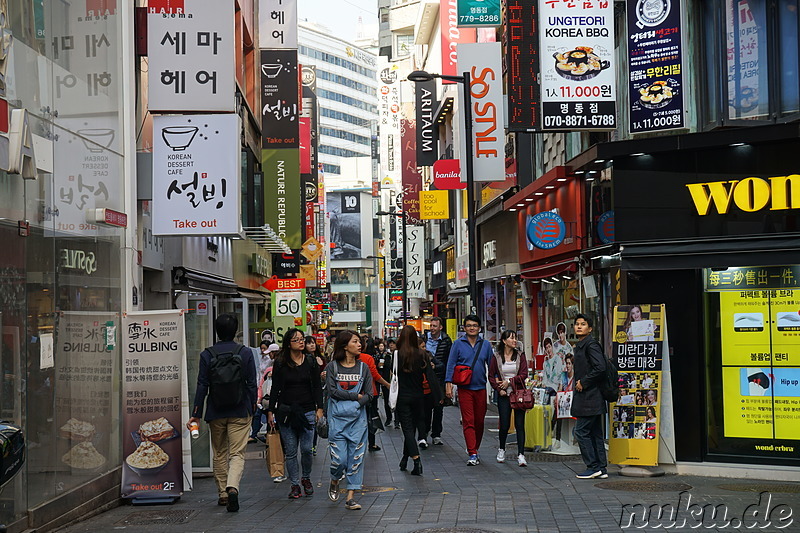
[477,262,521,282]
[448,286,469,295]
[521,259,578,280]
[237,288,269,302]
[621,235,800,271]
[173,267,238,295]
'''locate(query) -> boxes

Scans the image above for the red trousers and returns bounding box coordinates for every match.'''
[458,388,487,455]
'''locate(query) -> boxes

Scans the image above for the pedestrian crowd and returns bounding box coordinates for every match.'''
[188,312,612,513]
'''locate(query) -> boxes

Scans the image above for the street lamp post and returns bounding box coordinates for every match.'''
[376,210,409,325]
[366,255,388,337]
[408,70,478,314]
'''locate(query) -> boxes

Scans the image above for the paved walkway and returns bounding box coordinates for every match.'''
[59,406,800,532]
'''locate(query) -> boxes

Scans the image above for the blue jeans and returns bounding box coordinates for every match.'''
[497,395,526,451]
[575,414,607,472]
[279,411,316,485]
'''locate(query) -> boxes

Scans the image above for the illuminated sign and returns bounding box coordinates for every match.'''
[686,175,800,215]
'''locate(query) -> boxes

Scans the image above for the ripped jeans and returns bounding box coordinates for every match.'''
[329,408,369,490]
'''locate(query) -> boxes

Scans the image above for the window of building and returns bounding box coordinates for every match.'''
[322,163,342,174]
[396,34,414,58]
[320,127,371,146]
[319,144,371,158]
[320,107,373,128]
[299,46,376,78]
[316,69,378,98]
[332,291,367,312]
[317,88,378,114]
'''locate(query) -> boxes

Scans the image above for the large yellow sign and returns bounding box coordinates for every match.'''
[420,190,449,220]
[686,175,800,215]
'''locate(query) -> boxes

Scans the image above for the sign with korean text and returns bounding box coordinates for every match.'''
[121,311,188,500]
[420,190,450,220]
[441,0,477,82]
[608,304,665,466]
[505,0,541,131]
[538,0,616,131]
[147,0,235,112]
[401,118,423,224]
[433,159,467,190]
[457,0,501,27]
[152,114,241,236]
[457,42,506,182]
[415,80,437,167]
[262,148,303,248]
[406,225,426,298]
[261,49,299,148]
[378,58,402,186]
[259,0,298,49]
[627,0,684,132]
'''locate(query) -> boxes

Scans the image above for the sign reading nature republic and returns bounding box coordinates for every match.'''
[537,0,616,131]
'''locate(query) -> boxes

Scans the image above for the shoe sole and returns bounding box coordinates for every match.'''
[226,492,239,512]
[576,472,602,479]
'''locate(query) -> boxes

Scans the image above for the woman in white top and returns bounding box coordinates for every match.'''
[488,331,529,467]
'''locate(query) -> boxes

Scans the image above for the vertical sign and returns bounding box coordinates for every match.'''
[441,0,477,82]
[261,49,299,148]
[457,0,501,27]
[301,64,319,241]
[406,225,426,298]
[538,0,616,130]
[152,114,241,236]
[627,0,684,133]
[505,0,540,131]
[328,191,362,259]
[401,118,422,224]
[457,42,506,182]
[259,0,298,49]
[608,304,665,466]
[415,80,437,167]
[121,311,187,500]
[147,0,235,112]
[378,58,402,186]
[262,149,303,248]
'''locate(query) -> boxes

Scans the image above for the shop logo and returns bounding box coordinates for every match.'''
[686,175,800,215]
[597,210,615,244]
[380,67,398,85]
[60,249,97,275]
[527,211,566,250]
[635,0,670,28]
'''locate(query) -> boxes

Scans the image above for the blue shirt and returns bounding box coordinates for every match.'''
[426,334,441,356]
[445,335,493,390]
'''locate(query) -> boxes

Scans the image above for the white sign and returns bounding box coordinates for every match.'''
[40,333,54,370]
[538,0,617,130]
[457,42,505,182]
[259,0,298,49]
[152,114,242,236]
[274,290,303,318]
[377,58,403,187]
[147,0,235,112]
[406,225,426,299]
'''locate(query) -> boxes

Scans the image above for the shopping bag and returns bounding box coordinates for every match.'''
[368,400,384,434]
[389,350,399,410]
[266,427,284,478]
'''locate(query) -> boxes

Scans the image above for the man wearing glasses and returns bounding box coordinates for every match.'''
[445,315,493,466]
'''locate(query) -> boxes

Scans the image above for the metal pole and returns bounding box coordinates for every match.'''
[462,71,478,315]
[401,212,409,325]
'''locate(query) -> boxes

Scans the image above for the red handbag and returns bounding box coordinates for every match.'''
[509,381,534,410]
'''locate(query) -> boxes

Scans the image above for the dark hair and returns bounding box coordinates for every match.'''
[430,316,443,327]
[575,313,594,328]
[305,335,324,360]
[387,338,397,346]
[276,328,304,365]
[464,314,481,326]
[260,341,269,349]
[214,314,238,342]
[496,330,518,361]
[397,325,424,373]
[364,336,377,356]
[556,322,566,334]
[564,353,574,363]
[542,336,553,348]
[646,406,656,418]
[332,330,361,362]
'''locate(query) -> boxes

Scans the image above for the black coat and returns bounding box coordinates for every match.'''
[571,335,607,417]
[423,332,453,381]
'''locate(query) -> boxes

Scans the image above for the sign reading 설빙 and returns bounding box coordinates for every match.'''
[152,114,242,236]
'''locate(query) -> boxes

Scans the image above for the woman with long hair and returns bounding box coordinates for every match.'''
[326,330,373,510]
[306,335,328,455]
[488,330,529,467]
[267,328,323,499]
[395,325,428,475]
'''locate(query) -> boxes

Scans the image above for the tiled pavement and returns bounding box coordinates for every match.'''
[59,407,800,533]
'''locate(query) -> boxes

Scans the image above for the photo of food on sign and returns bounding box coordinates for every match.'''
[637,80,676,109]
[553,46,610,80]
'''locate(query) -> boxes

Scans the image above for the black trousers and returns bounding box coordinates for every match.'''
[497,395,526,451]
[380,385,393,422]
[396,395,425,458]
[431,383,445,438]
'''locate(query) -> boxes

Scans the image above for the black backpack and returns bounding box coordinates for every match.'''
[599,353,620,403]
[207,344,247,409]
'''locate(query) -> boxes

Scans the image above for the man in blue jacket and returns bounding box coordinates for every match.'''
[187,314,257,512]
[445,314,493,466]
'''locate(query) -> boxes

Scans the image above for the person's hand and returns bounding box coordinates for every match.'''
[186,417,200,430]
[357,394,363,400]
[267,371,273,377]
[446,383,453,399]
[321,370,327,380]
[499,389,507,397]
[499,380,508,390]
[316,408,323,422]
[267,412,276,427]
[575,380,583,392]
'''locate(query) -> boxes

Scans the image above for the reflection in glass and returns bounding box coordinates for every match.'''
[726,0,770,120]
[779,0,799,115]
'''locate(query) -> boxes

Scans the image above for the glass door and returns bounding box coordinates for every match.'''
[218,298,250,347]
[185,295,214,471]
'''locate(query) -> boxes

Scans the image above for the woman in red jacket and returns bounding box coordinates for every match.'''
[488,330,529,467]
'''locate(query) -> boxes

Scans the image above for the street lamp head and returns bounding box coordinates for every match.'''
[408,70,435,83]
[376,210,404,217]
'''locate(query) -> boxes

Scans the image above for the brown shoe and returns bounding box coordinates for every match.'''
[301,477,314,496]
[217,495,228,506]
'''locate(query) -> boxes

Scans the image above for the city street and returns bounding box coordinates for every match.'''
[58,406,800,533]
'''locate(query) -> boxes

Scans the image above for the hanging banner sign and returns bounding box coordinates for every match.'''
[433,159,467,190]
[415,80,437,167]
[538,0,616,131]
[505,0,541,131]
[147,0,235,112]
[406,225,426,298]
[262,148,303,249]
[121,311,188,500]
[258,0,298,49]
[152,114,242,236]
[627,0,684,133]
[261,49,299,148]
[420,190,450,220]
[457,0,501,27]
[441,0,477,82]
[401,118,423,224]
[608,304,665,466]
[378,58,402,186]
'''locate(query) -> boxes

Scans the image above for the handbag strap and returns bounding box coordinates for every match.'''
[468,338,484,371]
[392,349,398,375]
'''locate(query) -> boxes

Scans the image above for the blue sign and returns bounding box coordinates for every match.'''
[526,211,566,250]
[597,210,615,244]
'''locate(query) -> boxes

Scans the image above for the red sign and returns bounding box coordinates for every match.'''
[440,0,476,82]
[87,0,117,16]
[102,208,128,228]
[305,202,315,240]
[299,118,311,174]
[433,159,466,190]
[261,276,306,291]
[147,0,184,13]
[401,118,422,224]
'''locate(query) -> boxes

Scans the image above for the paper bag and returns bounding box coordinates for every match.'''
[266,427,284,478]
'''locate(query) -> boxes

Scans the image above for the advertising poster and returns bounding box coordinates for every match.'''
[327,192,362,259]
[260,49,299,148]
[147,0,235,112]
[262,148,303,249]
[537,0,616,131]
[152,114,242,236]
[708,267,800,449]
[505,0,540,131]
[457,0,501,27]
[627,0,684,132]
[121,311,188,500]
[608,304,665,466]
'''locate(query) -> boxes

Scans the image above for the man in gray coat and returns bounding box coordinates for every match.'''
[571,313,609,479]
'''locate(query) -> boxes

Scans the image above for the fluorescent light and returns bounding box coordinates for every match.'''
[586,177,595,182]
[535,192,544,196]
[574,170,585,175]
[594,159,605,163]
[509,208,517,212]
[545,185,555,189]
[526,198,535,202]
[630,152,646,156]
[516,203,524,207]
[729,142,747,147]
[556,178,567,182]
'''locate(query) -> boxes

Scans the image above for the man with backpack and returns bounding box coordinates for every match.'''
[188,314,257,512]
[571,313,610,480]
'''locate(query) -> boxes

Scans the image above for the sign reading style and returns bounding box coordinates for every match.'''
[457,0,501,27]
[457,42,506,182]
[505,0,541,131]
[152,114,241,236]
[259,0,298,49]
[261,49,299,148]
[538,0,616,131]
[627,0,684,133]
[147,0,235,112]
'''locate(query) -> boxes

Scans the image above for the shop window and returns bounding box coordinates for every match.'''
[779,0,800,116]
[330,268,366,286]
[332,292,366,312]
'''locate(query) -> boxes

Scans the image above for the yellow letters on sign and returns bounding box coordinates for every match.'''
[686,175,800,215]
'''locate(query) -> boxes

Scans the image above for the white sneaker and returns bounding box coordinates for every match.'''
[496,449,506,463]
[433,437,444,445]
[518,454,527,467]
[418,439,428,450]
[273,475,286,483]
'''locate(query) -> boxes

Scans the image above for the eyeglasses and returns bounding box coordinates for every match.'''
[465,324,480,328]
[291,337,304,343]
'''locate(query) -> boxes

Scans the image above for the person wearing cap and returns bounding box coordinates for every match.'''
[251,342,280,442]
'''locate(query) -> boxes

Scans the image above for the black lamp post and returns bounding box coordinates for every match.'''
[407,70,478,314]
[376,210,408,325]
[366,255,388,337]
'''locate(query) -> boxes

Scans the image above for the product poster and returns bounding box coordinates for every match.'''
[608,304,665,466]
[121,311,188,501]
